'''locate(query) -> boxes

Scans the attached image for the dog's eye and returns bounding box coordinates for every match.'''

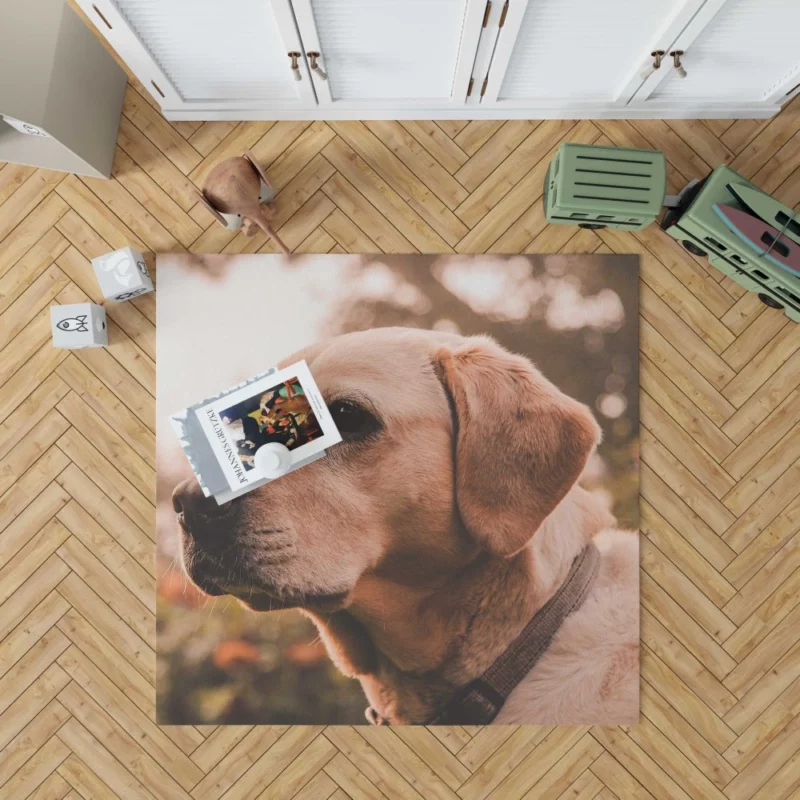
[328,400,379,440]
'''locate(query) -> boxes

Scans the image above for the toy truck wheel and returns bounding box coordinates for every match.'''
[578,223,606,230]
[758,293,784,310]
[682,240,707,257]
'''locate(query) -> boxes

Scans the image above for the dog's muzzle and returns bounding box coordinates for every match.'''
[173,478,237,538]
[173,479,244,594]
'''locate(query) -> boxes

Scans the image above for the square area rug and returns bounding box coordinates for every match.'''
[156,254,639,725]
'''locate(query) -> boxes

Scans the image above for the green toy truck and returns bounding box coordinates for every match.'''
[660,165,800,322]
[544,143,800,322]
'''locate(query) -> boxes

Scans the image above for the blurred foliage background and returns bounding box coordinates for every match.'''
[157,253,639,724]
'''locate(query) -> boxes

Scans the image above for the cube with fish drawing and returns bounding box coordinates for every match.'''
[91,246,153,301]
[50,302,107,348]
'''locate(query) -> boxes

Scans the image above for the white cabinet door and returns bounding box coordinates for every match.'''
[632,0,800,109]
[75,0,316,112]
[478,0,706,110]
[290,0,486,108]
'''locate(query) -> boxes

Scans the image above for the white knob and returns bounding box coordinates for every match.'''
[255,442,292,479]
[308,52,328,81]
[670,51,687,79]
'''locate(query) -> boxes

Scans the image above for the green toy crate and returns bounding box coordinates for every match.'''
[544,143,667,231]
[661,165,800,322]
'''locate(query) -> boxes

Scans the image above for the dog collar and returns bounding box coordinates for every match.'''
[366,542,601,726]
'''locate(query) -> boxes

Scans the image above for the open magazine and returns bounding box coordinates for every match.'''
[171,361,342,504]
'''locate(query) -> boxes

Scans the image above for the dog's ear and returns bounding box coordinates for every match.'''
[243,149,273,190]
[196,190,228,227]
[433,336,600,558]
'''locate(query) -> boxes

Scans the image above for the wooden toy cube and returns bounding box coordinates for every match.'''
[92,246,153,301]
[51,303,107,348]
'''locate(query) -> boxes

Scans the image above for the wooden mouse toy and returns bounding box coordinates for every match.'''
[197,149,289,254]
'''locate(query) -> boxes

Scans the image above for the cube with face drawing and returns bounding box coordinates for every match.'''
[50,302,107,348]
[92,246,154,302]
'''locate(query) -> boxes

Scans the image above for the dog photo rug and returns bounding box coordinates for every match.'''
[156,254,639,725]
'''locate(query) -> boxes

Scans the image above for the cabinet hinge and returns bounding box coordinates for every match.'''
[480,77,488,97]
[482,1,492,27]
[499,0,509,27]
[467,77,474,97]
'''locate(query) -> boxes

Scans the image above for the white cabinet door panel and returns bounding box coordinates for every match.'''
[292,0,486,107]
[482,0,701,107]
[644,0,800,104]
[76,0,315,110]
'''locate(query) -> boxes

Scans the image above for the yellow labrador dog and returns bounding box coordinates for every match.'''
[173,327,639,724]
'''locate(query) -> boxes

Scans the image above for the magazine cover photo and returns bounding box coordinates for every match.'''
[218,374,322,470]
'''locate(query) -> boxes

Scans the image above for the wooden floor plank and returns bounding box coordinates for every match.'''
[259,121,332,189]
[0,170,65,243]
[116,115,201,212]
[400,120,469,175]
[0,508,73,606]
[0,732,71,800]
[56,508,154,621]
[640,356,735,463]
[454,119,576,229]
[641,537,736,643]
[187,121,237,158]
[57,752,121,800]
[0,193,69,278]
[322,173,414,254]
[55,463,154,571]
[0,162,37,206]
[56,606,155,712]
[0,413,70,499]
[122,86,201,176]
[364,120,468,210]
[0,264,69,350]
[723,531,800,630]
[330,121,469,246]
[55,429,153,537]
[322,137,449,252]
[639,681,736,789]
[110,148,202,248]
[0,591,70,682]
[666,119,735,170]
[57,645,203,780]
[0,228,68,317]
[57,682,191,800]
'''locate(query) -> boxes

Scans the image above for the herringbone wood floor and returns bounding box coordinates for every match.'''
[3,58,800,800]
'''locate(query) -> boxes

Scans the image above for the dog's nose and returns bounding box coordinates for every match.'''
[173,478,229,534]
